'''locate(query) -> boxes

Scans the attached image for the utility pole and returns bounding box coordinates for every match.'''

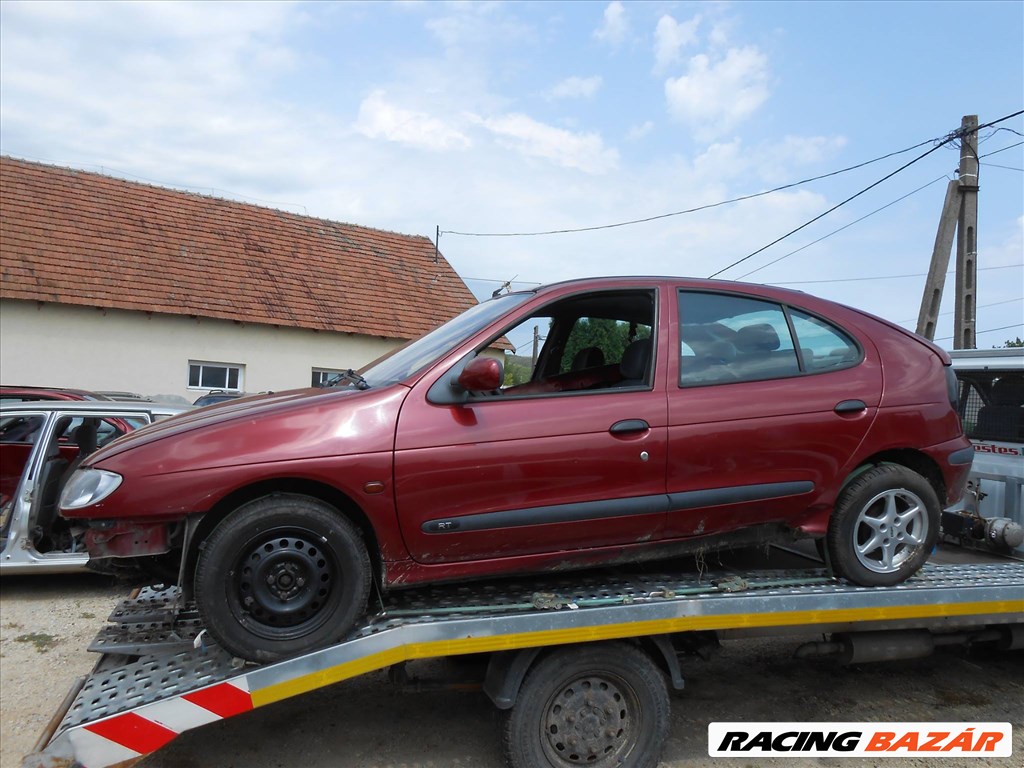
[916,115,980,348]
[531,325,540,369]
[953,115,979,349]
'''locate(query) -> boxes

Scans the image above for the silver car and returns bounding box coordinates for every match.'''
[0,400,189,574]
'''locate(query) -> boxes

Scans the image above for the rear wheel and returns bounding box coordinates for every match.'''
[195,494,370,662]
[500,642,669,768]
[827,465,940,586]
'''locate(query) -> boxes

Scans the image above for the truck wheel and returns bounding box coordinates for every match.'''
[827,465,940,587]
[194,494,370,662]
[500,641,669,768]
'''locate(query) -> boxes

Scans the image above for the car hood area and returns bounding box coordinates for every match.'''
[84,385,409,469]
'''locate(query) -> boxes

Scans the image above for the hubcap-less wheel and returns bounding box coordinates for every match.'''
[238,530,335,632]
[542,675,637,765]
[194,494,371,662]
[853,488,928,574]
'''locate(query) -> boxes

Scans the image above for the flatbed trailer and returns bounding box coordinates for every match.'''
[24,561,1024,768]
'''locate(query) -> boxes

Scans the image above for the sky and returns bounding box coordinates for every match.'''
[1,0,1022,347]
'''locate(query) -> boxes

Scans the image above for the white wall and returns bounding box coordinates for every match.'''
[0,301,401,402]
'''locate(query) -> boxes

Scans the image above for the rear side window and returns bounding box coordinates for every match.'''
[679,292,799,385]
[678,291,861,387]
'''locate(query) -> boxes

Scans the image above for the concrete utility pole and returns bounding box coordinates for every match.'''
[916,115,980,348]
[953,115,979,349]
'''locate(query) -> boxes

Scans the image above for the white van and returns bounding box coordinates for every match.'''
[943,348,1023,554]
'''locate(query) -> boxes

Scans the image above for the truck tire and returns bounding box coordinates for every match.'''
[194,494,370,662]
[500,641,669,768]
[827,464,940,586]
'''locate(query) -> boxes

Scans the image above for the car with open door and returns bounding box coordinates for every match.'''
[56,277,972,661]
[1,400,188,574]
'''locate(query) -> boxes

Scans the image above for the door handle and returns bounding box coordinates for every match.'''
[610,419,650,434]
[834,400,866,414]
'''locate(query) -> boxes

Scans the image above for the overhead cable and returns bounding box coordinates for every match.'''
[439,138,939,238]
[735,176,947,280]
[707,110,1024,278]
[766,262,1021,287]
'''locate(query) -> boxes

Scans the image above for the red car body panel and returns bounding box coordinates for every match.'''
[61,276,972,590]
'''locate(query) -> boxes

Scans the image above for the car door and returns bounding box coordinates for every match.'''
[665,288,883,538]
[394,286,670,564]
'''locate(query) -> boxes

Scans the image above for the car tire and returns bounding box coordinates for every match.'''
[500,641,669,768]
[194,494,371,662]
[827,464,940,587]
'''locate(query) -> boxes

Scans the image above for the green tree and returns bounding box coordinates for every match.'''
[1002,337,1024,348]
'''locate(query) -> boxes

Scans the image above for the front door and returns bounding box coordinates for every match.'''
[394,286,670,563]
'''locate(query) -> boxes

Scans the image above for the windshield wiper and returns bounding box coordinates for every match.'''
[325,369,370,390]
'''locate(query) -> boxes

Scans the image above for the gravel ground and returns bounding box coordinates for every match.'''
[2,569,1021,768]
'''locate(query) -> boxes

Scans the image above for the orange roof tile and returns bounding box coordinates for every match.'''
[0,156,479,339]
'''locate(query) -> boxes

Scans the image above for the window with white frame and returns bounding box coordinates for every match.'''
[312,368,346,387]
[188,361,244,391]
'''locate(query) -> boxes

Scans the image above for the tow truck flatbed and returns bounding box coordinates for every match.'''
[25,561,1024,768]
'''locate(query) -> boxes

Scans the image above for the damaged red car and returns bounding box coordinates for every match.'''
[58,277,973,661]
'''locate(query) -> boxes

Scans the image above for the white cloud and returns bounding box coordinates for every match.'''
[470,113,619,174]
[626,121,654,141]
[546,75,603,100]
[594,1,628,47]
[664,46,771,141]
[653,14,700,72]
[354,91,471,151]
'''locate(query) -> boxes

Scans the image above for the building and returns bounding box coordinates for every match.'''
[0,157,479,402]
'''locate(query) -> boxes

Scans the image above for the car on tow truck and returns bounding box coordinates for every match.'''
[56,276,973,661]
[1,400,188,574]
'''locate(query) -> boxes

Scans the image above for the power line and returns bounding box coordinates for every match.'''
[979,140,1024,159]
[770,264,1019,288]
[895,297,1024,326]
[736,176,947,280]
[935,323,1023,342]
[708,110,1024,279]
[981,162,1023,172]
[440,137,940,238]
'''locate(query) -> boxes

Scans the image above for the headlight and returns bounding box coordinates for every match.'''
[60,468,123,510]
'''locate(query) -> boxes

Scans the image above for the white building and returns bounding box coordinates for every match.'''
[0,157,479,402]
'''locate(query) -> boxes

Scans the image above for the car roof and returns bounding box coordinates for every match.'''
[0,385,110,400]
[0,400,190,417]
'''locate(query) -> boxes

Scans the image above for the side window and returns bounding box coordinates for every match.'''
[0,415,45,444]
[488,289,657,396]
[679,292,799,386]
[789,310,860,372]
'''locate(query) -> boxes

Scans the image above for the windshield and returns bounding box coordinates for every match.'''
[360,292,532,386]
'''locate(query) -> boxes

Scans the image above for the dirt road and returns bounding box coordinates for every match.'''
[2,569,1021,768]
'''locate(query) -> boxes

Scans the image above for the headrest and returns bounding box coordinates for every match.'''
[620,339,652,380]
[571,346,605,371]
[73,421,99,454]
[736,323,780,353]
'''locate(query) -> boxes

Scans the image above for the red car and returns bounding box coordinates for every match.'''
[58,277,972,661]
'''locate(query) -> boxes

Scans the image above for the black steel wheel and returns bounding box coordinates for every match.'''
[195,494,370,662]
[827,464,940,587]
[501,642,669,768]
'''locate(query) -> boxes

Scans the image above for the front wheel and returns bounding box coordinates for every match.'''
[500,642,670,768]
[826,465,940,586]
[195,494,371,662]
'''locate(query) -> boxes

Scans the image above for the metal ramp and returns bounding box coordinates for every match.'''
[25,562,1024,768]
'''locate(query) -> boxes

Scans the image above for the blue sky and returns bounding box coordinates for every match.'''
[1,1,1021,346]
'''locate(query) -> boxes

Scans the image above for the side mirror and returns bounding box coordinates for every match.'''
[457,356,503,392]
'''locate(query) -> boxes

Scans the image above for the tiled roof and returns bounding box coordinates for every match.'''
[0,156,478,339]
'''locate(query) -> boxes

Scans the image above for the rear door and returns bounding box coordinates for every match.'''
[665,289,883,538]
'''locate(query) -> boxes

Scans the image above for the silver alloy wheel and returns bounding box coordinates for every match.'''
[853,488,929,573]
